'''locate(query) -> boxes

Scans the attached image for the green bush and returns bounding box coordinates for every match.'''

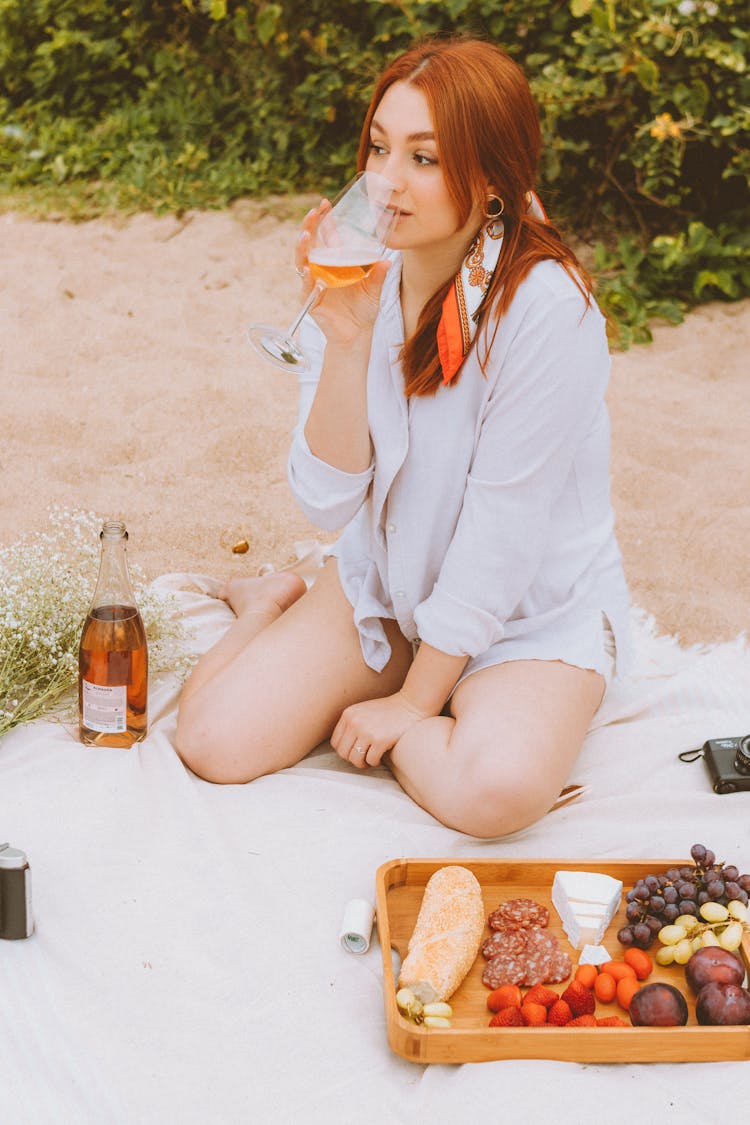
[1,0,747,344]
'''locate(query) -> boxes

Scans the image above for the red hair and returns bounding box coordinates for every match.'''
[356,37,592,397]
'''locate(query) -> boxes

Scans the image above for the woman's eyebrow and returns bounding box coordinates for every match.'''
[371,118,435,142]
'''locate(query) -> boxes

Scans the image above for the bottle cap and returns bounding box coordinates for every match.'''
[0,844,28,869]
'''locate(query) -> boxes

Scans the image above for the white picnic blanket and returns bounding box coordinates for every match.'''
[1,574,749,1125]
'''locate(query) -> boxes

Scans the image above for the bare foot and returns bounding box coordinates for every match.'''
[219,571,307,618]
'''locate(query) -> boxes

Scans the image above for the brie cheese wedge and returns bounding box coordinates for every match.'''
[552,870,623,949]
[578,943,612,966]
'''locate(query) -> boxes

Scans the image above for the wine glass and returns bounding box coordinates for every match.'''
[247,171,400,372]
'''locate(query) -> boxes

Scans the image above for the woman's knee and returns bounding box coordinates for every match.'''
[454,762,548,837]
[174,699,270,784]
[441,734,563,838]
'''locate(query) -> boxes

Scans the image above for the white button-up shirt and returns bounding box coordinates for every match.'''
[287,256,632,680]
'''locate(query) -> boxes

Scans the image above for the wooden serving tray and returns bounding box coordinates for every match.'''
[375,857,750,1063]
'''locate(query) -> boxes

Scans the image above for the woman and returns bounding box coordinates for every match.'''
[176,37,632,837]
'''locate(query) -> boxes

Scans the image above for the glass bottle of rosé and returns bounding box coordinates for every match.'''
[78,520,148,748]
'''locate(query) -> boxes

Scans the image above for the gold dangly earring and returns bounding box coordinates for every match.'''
[484,194,505,219]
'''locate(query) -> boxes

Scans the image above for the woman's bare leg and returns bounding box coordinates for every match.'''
[387,659,605,838]
[175,559,413,783]
[178,571,308,703]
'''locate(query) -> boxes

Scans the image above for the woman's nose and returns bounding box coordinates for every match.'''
[379,155,407,194]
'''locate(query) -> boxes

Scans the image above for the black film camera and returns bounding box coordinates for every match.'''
[702,735,750,794]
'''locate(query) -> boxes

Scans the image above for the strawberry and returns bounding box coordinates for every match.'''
[560,980,596,1017]
[524,984,559,1009]
[597,1016,629,1027]
[547,999,573,1027]
[486,984,523,1012]
[489,1005,525,1028]
[520,1002,548,1027]
[567,1014,598,1027]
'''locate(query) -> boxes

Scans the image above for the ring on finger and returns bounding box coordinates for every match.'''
[353,744,367,757]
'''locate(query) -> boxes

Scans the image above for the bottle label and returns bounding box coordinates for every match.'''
[82,681,127,733]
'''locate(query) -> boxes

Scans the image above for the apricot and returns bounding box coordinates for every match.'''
[623,948,654,981]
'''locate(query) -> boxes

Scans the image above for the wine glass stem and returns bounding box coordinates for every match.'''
[285,281,326,341]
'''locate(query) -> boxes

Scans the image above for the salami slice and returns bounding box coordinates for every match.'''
[482,951,527,989]
[488,897,549,930]
[481,895,571,988]
[521,929,572,986]
[546,948,573,984]
[481,927,527,960]
[481,926,572,988]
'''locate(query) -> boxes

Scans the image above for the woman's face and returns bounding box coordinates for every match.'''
[365,81,485,256]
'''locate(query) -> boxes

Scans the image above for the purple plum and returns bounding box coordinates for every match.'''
[629,982,688,1027]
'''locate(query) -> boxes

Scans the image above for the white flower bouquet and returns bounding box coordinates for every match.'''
[0,508,193,740]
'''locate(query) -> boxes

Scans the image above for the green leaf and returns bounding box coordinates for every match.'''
[650,235,685,271]
[256,3,282,47]
[634,56,659,92]
[686,222,711,255]
[693,269,739,298]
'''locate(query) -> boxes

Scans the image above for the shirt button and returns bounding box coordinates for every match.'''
[387,523,396,533]
[395,590,405,598]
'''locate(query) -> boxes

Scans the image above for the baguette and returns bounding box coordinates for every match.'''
[398,865,485,1004]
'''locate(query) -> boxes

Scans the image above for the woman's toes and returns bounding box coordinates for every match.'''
[220,571,307,617]
[272,570,307,611]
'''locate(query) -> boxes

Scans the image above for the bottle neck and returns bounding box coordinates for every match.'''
[90,523,138,610]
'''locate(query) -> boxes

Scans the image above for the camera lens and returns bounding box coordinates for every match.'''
[735,735,750,775]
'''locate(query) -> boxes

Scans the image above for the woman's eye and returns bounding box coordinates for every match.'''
[414,152,437,166]
[369,142,387,156]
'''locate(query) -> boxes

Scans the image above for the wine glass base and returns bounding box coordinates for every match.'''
[247,324,310,372]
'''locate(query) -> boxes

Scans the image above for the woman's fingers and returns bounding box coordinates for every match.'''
[350,742,370,768]
[294,200,332,277]
[331,715,375,769]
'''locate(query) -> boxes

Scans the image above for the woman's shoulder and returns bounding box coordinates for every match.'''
[503,257,606,343]
[514,257,594,312]
[482,258,609,391]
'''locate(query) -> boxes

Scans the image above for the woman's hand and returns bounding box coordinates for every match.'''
[331,691,432,769]
[295,202,390,347]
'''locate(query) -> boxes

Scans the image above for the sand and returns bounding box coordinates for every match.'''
[1,203,748,647]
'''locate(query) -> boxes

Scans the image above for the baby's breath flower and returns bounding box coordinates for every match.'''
[1,509,194,741]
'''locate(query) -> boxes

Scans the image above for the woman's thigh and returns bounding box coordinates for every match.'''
[180,559,413,782]
[390,658,605,837]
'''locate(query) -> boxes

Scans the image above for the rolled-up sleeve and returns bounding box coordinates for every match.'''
[286,316,374,531]
[413,285,611,656]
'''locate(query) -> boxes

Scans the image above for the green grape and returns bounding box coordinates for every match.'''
[700,902,729,923]
[718,921,743,951]
[701,930,721,947]
[658,924,687,946]
[396,988,424,1021]
[655,944,676,966]
[674,914,700,933]
[673,938,693,964]
[728,900,748,923]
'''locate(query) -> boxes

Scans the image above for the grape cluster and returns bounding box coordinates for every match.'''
[655,900,748,966]
[617,843,750,951]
